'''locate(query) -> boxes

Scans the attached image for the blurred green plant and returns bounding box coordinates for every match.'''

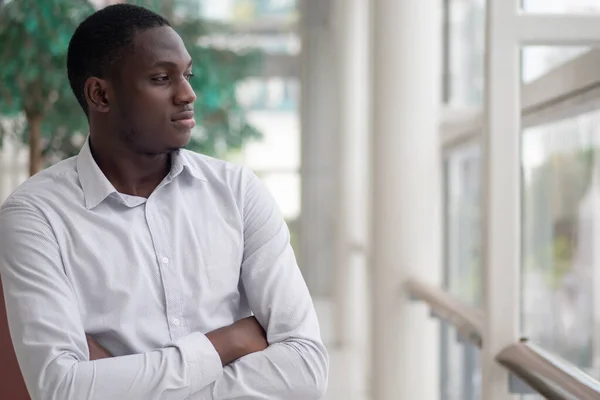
[0,0,94,175]
[523,147,596,289]
[0,0,262,175]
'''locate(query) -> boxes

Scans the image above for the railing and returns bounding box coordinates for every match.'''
[406,278,600,400]
[406,279,484,348]
[497,341,600,400]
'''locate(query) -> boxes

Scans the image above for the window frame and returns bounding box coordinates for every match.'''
[440,2,600,399]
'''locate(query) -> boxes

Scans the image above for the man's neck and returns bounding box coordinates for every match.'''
[89,134,171,198]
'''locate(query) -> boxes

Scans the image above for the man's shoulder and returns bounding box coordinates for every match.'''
[2,156,79,210]
[180,149,252,189]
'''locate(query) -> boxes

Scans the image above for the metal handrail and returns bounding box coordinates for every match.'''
[405,279,484,348]
[406,279,600,398]
[497,340,600,400]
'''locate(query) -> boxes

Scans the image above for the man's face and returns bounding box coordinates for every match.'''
[109,26,196,155]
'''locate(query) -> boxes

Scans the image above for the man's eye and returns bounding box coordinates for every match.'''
[152,75,169,82]
[184,73,195,81]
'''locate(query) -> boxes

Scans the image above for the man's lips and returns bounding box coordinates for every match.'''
[171,111,195,129]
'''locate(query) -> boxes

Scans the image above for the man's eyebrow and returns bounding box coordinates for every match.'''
[149,60,193,69]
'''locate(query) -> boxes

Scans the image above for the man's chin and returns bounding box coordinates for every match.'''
[168,131,192,150]
[166,146,185,154]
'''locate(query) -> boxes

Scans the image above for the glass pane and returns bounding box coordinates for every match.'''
[522,46,591,83]
[521,108,600,379]
[442,143,483,400]
[441,323,482,400]
[445,0,486,107]
[445,143,483,307]
[523,0,600,13]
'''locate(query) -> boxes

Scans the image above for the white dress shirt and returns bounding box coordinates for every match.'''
[0,139,328,400]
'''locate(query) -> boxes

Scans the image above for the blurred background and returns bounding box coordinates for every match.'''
[2,0,600,399]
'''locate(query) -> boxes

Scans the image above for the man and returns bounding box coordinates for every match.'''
[0,4,328,400]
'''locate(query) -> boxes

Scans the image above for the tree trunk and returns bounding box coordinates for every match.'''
[28,114,43,176]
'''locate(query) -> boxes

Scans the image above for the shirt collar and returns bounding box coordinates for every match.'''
[170,147,208,183]
[77,139,118,210]
[77,138,207,209]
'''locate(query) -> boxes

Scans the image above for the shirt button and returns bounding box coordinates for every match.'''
[172,318,181,326]
[161,257,169,265]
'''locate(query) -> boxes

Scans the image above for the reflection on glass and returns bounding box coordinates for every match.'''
[442,143,483,400]
[445,143,483,307]
[521,108,600,380]
[522,46,590,83]
[522,0,600,13]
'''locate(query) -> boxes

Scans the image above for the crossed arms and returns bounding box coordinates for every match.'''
[86,316,268,366]
[0,171,328,400]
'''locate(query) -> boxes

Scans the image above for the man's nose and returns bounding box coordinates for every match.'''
[174,78,197,105]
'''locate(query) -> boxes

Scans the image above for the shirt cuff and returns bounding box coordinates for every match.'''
[175,332,223,395]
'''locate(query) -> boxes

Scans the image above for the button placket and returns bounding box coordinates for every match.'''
[145,199,182,339]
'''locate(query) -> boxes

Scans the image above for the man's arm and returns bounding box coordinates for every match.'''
[193,168,329,400]
[87,316,268,365]
[0,201,263,400]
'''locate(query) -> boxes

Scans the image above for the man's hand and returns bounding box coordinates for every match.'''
[206,316,268,366]
[87,335,112,360]
[85,316,267,366]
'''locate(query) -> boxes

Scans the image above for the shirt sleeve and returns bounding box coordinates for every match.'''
[0,201,223,400]
[190,168,329,400]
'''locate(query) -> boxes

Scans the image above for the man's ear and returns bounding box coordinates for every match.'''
[84,77,110,113]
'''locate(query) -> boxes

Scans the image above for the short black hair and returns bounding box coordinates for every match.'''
[67,4,170,115]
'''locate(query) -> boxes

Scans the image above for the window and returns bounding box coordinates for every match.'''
[438,1,600,398]
[441,324,482,400]
[441,142,483,400]
[521,108,600,379]
[522,47,591,83]
[198,0,298,22]
[444,0,486,107]
[522,0,600,14]
[238,107,301,221]
[444,143,483,307]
